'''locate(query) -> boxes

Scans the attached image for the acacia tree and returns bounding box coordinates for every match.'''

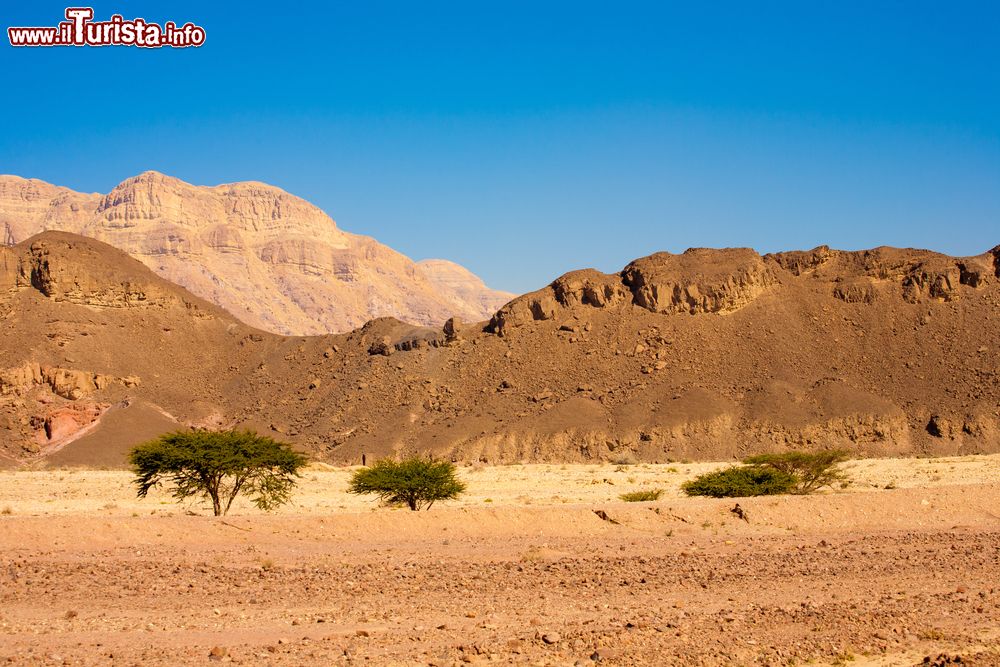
[348,456,466,511]
[129,430,308,516]
[742,450,849,494]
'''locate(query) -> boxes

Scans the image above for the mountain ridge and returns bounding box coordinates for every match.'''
[0,171,514,335]
[1,231,997,467]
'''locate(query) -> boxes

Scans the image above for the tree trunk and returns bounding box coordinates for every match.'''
[208,482,222,516]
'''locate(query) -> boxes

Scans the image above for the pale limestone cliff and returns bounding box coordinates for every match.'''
[416,258,514,320]
[0,172,514,334]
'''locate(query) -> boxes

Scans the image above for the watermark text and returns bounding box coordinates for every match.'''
[8,7,206,48]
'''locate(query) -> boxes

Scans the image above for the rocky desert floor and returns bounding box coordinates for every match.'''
[2,456,1000,666]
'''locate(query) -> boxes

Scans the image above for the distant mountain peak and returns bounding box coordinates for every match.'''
[0,172,515,334]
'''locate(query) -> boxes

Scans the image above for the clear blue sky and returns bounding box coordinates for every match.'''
[2,2,998,293]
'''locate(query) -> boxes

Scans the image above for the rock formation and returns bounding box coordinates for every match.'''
[1,232,998,467]
[0,172,514,334]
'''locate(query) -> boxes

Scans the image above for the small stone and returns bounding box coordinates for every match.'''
[530,389,553,403]
[590,648,620,662]
[542,633,561,644]
[208,646,228,661]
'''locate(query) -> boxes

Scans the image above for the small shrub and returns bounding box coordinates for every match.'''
[611,454,637,466]
[348,456,466,511]
[682,466,797,498]
[620,489,664,502]
[742,450,848,494]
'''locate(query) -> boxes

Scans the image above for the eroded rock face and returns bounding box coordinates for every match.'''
[0,362,137,400]
[902,260,962,303]
[767,246,833,276]
[769,245,997,304]
[0,360,133,455]
[14,232,203,310]
[490,269,629,335]
[0,172,513,334]
[550,269,631,309]
[36,403,108,446]
[0,176,99,244]
[0,246,19,290]
[622,248,775,315]
[489,251,776,335]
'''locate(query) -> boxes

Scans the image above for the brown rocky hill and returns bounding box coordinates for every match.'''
[0,171,514,335]
[1,232,998,468]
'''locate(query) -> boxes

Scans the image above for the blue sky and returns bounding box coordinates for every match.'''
[2,1,998,293]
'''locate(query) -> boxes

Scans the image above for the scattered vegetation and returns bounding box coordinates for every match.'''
[683,450,850,498]
[619,489,664,502]
[348,456,466,511]
[129,429,308,516]
[682,466,798,498]
[742,450,849,494]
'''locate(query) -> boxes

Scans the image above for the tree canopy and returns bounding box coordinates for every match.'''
[129,429,308,516]
[348,456,466,511]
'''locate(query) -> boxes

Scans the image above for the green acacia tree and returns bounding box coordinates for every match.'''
[129,430,308,516]
[348,456,466,511]
[741,450,848,494]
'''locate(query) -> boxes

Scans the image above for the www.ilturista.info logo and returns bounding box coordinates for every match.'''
[8,7,205,48]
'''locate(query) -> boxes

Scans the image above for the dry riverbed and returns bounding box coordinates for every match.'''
[1,457,1000,666]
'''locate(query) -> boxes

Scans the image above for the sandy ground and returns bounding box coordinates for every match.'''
[1,457,1000,666]
[3,455,1000,517]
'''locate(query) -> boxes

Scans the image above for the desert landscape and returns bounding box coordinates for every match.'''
[3,4,998,664]
[0,188,998,667]
[2,457,1000,666]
